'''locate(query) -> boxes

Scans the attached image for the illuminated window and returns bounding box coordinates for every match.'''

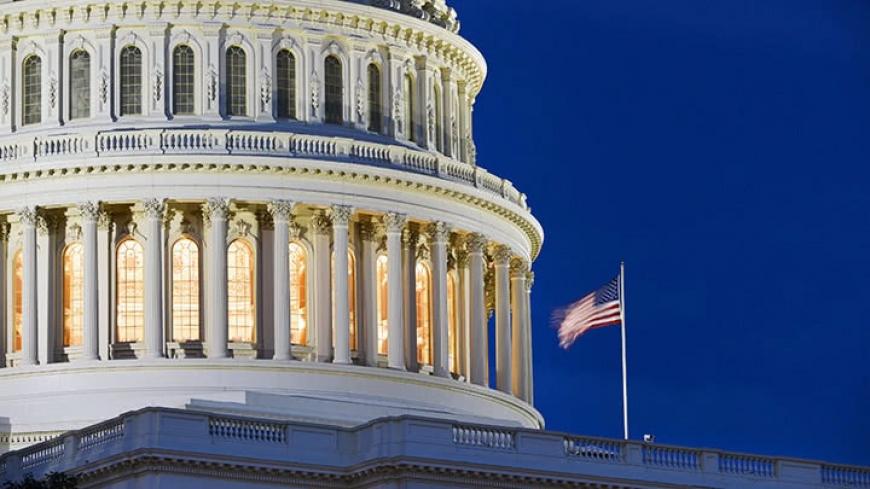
[324,55,343,124]
[172,45,195,115]
[276,50,296,119]
[376,254,388,355]
[415,261,432,365]
[447,272,458,373]
[22,55,42,126]
[171,238,200,342]
[228,240,255,342]
[403,74,414,141]
[434,84,443,152]
[226,46,247,117]
[116,239,145,343]
[12,250,22,352]
[62,243,84,347]
[367,64,381,133]
[289,242,308,345]
[69,50,91,120]
[119,46,142,116]
[348,251,358,351]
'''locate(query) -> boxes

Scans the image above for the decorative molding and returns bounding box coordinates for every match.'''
[79,201,102,221]
[16,207,39,227]
[358,220,376,242]
[492,244,511,267]
[466,233,487,254]
[205,198,230,220]
[427,221,451,244]
[509,257,529,278]
[267,200,295,222]
[382,212,406,234]
[142,199,166,220]
[330,205,354,227]
[310,210,331,235]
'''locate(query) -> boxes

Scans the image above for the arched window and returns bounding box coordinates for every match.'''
[22,55,42,126]
[415,261,432,365]
[376,254,388,355]
[69,50,91,120]
[62,243,84,347]
[119,46,143,116]
[171,238,200,342]
[276,50,296,120]
[227,239,255,343]
[172,45,195,115]
[12,250,22,352]
[226,46,247,117]
[434,84,443,152]
[367,64,382,133]
[289,242,308,345]
[324,55,343,125]
[403,74,415,142]
[447,272,458,374]
[348,251,358,351]
[116,239,145,343]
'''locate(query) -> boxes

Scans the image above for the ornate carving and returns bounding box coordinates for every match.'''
[205,198,230,220]
[310,69,321,115]
[152,68,163,105]
[0,221,9,242]
[37,214,57,236]
[97,211,113,231]
[526,270,535,289]
[466,232,487,253]
[455,249,469,269]
[330,205,354,227]
[0,81,9,117]
[207,65,218,105]
[402,226,419,247]
[288,220,302,241]
[99,70,109,106]
[355,77,365,122]
[510,257,529,278]
[492,245,512,267]
[233,219,253,238]
[382,212,407,234]
[393,87,404,135]
[142,199,166,219]
[358,220,376,242]
[267,200,295,222]
[310,210,331,235]
[259,68,272,112]
[465,128,477,165]
[67,223,82,242]
[427,221,451,244]
[427,102,436,143]
[79,201,101,221]
[16,207,39,227]
[49,74,58,110]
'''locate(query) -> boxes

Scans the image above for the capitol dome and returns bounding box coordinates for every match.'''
[0,0,543,451]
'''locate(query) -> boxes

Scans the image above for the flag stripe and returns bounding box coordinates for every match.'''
[556,275,622,349]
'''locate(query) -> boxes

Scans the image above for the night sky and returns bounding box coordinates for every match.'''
[458,0,870,466]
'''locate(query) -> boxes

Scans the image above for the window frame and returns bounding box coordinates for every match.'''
[117,44,145,117]
[21,54,43,127]
[68,48,92,121]
[169,235,203,343]
[114,237,146,344]
[224,45,249,118]
[171,44,197,117]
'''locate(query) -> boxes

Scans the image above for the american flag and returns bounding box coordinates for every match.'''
[555,276,622,349]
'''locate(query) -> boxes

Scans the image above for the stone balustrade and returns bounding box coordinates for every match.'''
[0,408,866,488]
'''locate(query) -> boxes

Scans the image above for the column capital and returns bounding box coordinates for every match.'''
[97,211,113,231]
[427,221,452,244]
[402,226,420,247]
[79,201,102,221]
[142,199,166,220]
[311,210,332,235]
[526,270,535,289]
[383,212,407,234]
[466,233,487,254]
[510,257,530,278]
[205,198,230,220]
[288,220,303,241]
[330,205,354,227]
[0,221,8,242]
[267,200,295,222]
[16,207,39,227]
[359,220,377,242]
[455,249,469,269]
[492,245,512,267]
[37,215,58,236]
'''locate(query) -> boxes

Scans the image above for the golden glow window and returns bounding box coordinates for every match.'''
[289,242,308,345]
[171,238,200,342]
[415,261,432,365]
[116,239,145,343]
[447,272,458,374]
[376,254,388,355]
[62,243,84,347]
[12,250,22,352]
[348,251,357,351]
[228,239,255,343]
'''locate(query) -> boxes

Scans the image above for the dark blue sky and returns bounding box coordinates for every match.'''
[459,0,870,466]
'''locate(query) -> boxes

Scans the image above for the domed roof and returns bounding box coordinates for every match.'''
[349,0,460,32]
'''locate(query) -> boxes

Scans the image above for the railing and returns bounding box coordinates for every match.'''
[719,453,777,478]
[208,416,287,444]
[822,465,870,487]
[20,438,64,471]
[642,445,701,471]
[78,419,125,452]
[452,424,515,450]
[564,436,623,462]
[0,128,528,210]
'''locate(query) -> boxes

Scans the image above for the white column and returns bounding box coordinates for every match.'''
[467,233,488,386]
[359,221,379,367]
[525,270,535,404]
[268,200,294,361]
[97,212,112,360]
[384,212,406,370]
[510,259,529,400]
[429,222,451,378]
[454,244,470,380]
[206,198,230,359]
[332,205,353,365]
[36,215,55,365]
[493,245,512,394]
[18,208,38,366]
[143,199,165,359]
[311,211,332,363]
[401,227,418,372]
[457,80,468,163]
[0,222,7,367]
[80,202,100,361]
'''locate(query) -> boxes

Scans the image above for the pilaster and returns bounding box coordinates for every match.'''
[268,200,294,361]
[384,212,406,370]
[493,245,512,394]
[401,226,419,372]
[79,202,100,361]
[510,258,530,401]
[429,222,451,378]
[97,212,112,360]
[205,198,229,358]
[18,207,38,366]
[311,210,332,362]
[36,213,56,365]
[142,199,165,359]
[331,205,353,365]
[359,220,379,367]
[0,37,14,131]
[467,233,487,386]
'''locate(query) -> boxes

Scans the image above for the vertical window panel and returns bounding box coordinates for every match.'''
[226,46,247,117]
[348,251,357,351]
[22,55,42,126]
[447,273,458,374]
[63,243,85,347]
[367,64,382,133]
[289,242,308,345]
[69,51,91,120]
[324,55,343,125]
[376,254,388,355]
[276,50,296,119]
[227,239,255,343]
[415,261,432,365]
[404,74,414,142]
[171,238,200,342]
[172,45,195,115]
[434,84,443,152]
[116,240,145,343]
[119,46,143,116]
[12,250,22,352]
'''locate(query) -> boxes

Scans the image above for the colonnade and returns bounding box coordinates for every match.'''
[0,199,535,403]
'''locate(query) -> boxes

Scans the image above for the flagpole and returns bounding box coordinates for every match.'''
[619,261,629,440]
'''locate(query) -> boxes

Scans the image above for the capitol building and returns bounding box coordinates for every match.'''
[0,0,866,487]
